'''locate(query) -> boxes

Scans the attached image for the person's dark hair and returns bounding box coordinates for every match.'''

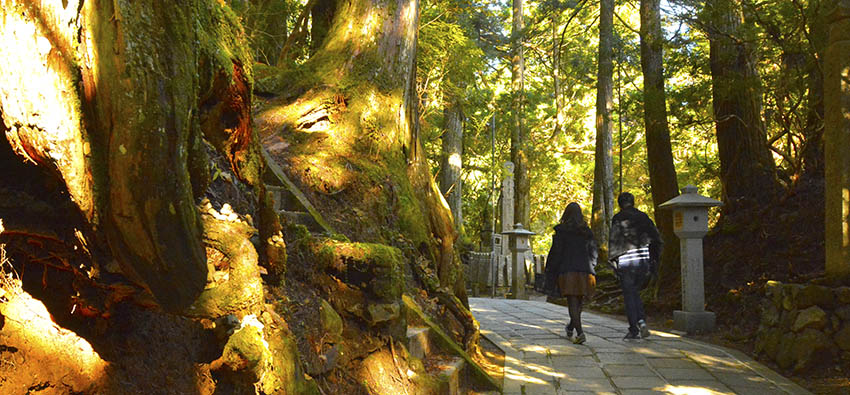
[560,202,586,228]
[617,192,635,209]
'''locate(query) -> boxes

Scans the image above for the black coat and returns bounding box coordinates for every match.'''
[543,223,598,297]
[608,207,663,274]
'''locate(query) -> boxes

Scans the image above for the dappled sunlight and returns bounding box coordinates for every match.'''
[469,299,808,393]
[360,10,379,38]
[519,344,548,354]
[682,351,745,371]
[0,5,92,217]
[503,368,549,385]
[652,330,682,338]
[504,319,545,330]
[503,355,561,384]
[256,95,327,136]
[0,286,107,382]
[401,0,417,25]
[503,353,568,381]
[626,345,677,358]
[841,188,850,247]
[448,153,462,169]
[662,384,733,395]
[523,362,565,379]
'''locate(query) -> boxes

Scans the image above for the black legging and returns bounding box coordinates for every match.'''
[567,295,584,334]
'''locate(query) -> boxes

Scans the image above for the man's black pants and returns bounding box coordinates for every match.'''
[619,269,646,335]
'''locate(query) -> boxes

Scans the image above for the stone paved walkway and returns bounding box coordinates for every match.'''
[470,297,811,395]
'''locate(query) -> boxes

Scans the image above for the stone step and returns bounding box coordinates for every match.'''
[262,146,335,234]
[406,326,430,361]
[436,356,465,395]
[280,210,324,233]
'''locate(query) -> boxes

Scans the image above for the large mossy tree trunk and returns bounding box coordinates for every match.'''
[257,0,472,328]
[640,0,680,293]
[0,0,281,312]
[704,0,780,205]
[0,0,210,311]
[592,0,615,261]
[0,1,267,307]
[0,0,308,391]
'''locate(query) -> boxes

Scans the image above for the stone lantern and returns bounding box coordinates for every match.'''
[659,185,722,333]
[503,223,535,300]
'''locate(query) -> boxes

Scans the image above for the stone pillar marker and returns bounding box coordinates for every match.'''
[499,162,515,288]
[503,223,534,300]
[825,0,850,280]
[660,185,722,333]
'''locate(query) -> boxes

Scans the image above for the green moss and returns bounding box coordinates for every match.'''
[319,299,344,341]
[188,214,262,318]
[221,322,267,377]
[284,218,312,242]
[196,0,253,84]
[397,185,430,248]
[307,239,405,301]
[263,324,320,395]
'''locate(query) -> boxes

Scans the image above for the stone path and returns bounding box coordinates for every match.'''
[470,297,811,395]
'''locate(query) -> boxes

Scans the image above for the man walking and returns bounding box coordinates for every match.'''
[609,192,663,340]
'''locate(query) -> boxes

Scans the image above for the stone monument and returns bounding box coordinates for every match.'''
[503,223,534,300]
[660,185,722,333]
[499,162,515,288]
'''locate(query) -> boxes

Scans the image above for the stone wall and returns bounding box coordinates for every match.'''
[464,252,546,295]
[754,281,850,372]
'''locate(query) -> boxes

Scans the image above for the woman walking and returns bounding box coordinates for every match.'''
[543,202,598,344]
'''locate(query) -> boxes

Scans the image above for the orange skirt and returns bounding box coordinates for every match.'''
[558,272,596,297]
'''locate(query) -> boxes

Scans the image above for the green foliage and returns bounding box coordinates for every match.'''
[415,0,735,253]
[243,0,821,260]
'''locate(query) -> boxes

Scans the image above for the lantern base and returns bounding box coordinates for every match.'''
[673,310,715,334]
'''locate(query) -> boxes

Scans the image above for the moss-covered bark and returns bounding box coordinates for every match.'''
[257,0,463,300]
[0,0,311,391]
[0,0,284,310]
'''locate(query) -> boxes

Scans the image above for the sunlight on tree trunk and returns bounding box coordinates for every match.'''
[512,0,530,229]
[256,0,475,338]
[440,100,464,236]
[0,0,209,310]
[552,10,564,137]
[593,0,614,261]
[0,0,282,309]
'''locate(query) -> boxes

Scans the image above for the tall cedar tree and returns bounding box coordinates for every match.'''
[593,0,615,260]
[440,99,464,234]
[640,0,680,290]
[512,0,531,228]
[704,0,779,204]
